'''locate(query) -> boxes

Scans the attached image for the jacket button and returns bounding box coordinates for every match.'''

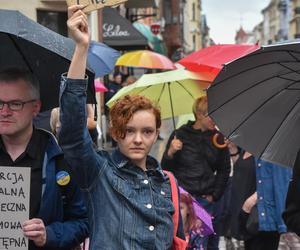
[146,204,152,209]
[149,225,155,231]
[160,190,166,195]
[143,180,149,184]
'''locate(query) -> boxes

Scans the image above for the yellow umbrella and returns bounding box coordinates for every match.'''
[107,68,213,128]
[116,50,175,70]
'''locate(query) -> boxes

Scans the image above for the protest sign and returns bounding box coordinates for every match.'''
[66,0,128,13]
[0,166,30,250]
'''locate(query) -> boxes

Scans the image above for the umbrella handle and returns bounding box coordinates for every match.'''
[167,82,176,130]
[212,133,228,149]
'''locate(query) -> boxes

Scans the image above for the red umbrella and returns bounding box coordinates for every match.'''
[178,44,259,79]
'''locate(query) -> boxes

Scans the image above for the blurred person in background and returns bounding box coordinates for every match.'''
[161,96,231,249]
[180,192,205,250]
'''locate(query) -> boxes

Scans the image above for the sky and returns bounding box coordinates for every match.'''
[202,0,270,44]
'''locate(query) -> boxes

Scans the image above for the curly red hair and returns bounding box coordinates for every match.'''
[109,95,161,140]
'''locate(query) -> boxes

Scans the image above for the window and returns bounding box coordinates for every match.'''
[37,10,67,36]
[192,2,196,21]
[296,18,300,35]
[163,0,172,25]
[193,35,196,50]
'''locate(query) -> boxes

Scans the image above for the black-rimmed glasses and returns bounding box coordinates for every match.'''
[0,99,36,111]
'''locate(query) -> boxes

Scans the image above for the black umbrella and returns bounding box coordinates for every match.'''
[207,41,300,167]
[0,9,96,112]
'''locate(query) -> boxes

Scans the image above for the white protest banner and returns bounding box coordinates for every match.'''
[0,166,30,250]
[66,0,128,13]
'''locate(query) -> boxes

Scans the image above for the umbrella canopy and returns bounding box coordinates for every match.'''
[133,22,167,55]
[88,41,120,78]
[0,9,96,111]
[178,44,259,79]
[115,50,175,70]
[94,80,107,93]
[107,68,213,128]
[207,41,300,168]
[179,187,214,236]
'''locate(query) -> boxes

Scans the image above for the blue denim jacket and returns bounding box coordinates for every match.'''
[59,77,183,249]
[256,159,292,233]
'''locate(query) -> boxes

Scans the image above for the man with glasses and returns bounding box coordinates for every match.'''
[0,68,88,250]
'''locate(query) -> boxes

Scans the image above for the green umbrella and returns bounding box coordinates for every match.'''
[133,22,167,55]
[106,68,213,129]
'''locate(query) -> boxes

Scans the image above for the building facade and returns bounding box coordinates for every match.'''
[160,0,182,59]
[182,0,202,54]
[235,26,254,44]
[290,0,300,38]
[260,0,292,44]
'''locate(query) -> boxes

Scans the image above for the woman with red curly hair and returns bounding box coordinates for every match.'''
[180,193,205,250]
[58,5,185,249]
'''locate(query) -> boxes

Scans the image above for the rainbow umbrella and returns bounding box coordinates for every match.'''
[116,50,175,70]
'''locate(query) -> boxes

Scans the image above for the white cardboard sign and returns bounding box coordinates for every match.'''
[66,0,128,13]
[0,166,31,250]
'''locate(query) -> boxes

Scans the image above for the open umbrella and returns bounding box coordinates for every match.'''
[106,68,213,128]
[178,44,259,79]
[116,50,175,70]
[207,41,300,168]
[179,187,214,236]
[94,80,107,93]
[0,9,96,111]
[88,41,120,78]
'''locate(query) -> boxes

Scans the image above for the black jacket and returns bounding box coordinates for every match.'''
[161,121,230,201]
[283,149,300,236]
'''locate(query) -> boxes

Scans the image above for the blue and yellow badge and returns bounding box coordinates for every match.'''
[56,171,70,186]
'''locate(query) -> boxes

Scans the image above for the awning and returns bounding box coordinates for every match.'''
[133,22,167,55]
[125,0,157,8]
[102,7,148,50]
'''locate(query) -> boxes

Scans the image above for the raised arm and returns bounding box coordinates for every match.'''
[67,5,89,79]
[59,6,106,189]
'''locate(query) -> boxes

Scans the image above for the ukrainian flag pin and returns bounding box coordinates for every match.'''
[56,171,70,186]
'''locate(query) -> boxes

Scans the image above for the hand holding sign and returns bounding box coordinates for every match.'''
[66,0,128,13]
[22,219,46,247]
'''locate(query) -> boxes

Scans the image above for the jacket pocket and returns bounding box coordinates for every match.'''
[111,171,138,199]
[152,182,174,213]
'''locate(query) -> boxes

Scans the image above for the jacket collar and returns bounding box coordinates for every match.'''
[36,128,63,160]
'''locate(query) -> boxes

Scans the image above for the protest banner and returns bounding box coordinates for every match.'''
[0,166,30,250]
[66,0,128,13]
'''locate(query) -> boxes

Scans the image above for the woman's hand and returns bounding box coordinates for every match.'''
[67,5,90,48]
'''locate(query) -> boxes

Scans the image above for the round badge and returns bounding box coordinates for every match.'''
[56,171,70,186]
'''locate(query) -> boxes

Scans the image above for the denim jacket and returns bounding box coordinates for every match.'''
[59,77,184,249]
[256,159,292,233]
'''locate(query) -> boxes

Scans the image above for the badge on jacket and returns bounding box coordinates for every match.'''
[56,171,70,186]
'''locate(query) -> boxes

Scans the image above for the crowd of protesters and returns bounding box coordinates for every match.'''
[2,4,300,250]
